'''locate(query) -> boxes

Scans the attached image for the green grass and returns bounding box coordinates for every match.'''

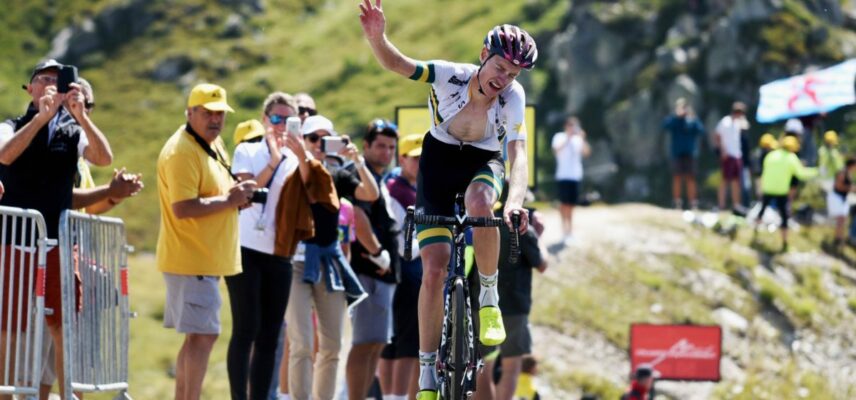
[71,253,235,399]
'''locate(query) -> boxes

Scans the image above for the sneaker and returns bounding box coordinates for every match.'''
[479,306,506,346]
[563,235,575,247]
[416,390,438,400]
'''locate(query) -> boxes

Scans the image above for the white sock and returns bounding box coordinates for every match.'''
[479,270,499,307]
[277,394,290,400]
[383,396,407,400]
[418,351,437,391]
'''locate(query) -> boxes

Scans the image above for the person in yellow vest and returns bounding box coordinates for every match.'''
[513,355,540,400]
[818,130,845,189]
[757,136,817,251]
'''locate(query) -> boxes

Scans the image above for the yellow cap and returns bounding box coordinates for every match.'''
[781,136,800,152]
[759,133,777,149]
[398,133,423,157]
[188,83,234,112]
[233,119,265,144]
[824,130,839,145]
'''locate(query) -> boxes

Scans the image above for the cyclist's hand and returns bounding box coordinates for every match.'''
[503,206,529,234]
[358,0,385,41]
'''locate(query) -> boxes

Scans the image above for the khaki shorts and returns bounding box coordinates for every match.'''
[163,273,222,335]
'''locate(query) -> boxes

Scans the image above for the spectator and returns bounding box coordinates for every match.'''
[345,119,399,400]
[478,183,546,400]
[38,77,143,400]
[662,98,704,210]
[285,115,377,400]
[156,83,256,400]
[513,355,540,400]
[552,116,590,245]
[751,133,777,200]
[818,130,845,189]
[0,59,113,400]
[233,119,266,146]
[294,93,317,122]
[715,101,749,213]
[378,133,423,400]
[828,158,856,247]
[227,93,300,400]
[757,136,817,252]
[621,365,658,400]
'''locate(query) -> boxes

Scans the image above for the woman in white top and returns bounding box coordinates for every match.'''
[552,116,590,244]
[227,92,300,400]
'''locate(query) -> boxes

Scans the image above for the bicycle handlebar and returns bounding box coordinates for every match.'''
[403,206,521,263]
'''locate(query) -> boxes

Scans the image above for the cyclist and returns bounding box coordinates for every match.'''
[359,1,536,398]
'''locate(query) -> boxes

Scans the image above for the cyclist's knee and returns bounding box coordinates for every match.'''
[465,193,494,217]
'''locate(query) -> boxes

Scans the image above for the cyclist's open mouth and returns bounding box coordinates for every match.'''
[488,81,502,91]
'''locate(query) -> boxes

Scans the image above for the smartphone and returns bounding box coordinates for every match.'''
[286,117,302,138]
[57,66,78,93]
[321,136,348,154]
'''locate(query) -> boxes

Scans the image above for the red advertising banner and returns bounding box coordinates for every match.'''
[629,324,722,381]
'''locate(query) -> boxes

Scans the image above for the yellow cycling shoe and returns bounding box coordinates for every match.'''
[479,306,506,346]
[416,389,438,400]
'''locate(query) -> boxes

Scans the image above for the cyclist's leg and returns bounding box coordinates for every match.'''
[414,133,471,397]
[466,158,507,346]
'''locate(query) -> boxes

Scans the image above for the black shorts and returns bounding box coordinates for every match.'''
[557,180,580,205]
[760,194,790,228]
[381,279,421,359]
[415,133,505,247]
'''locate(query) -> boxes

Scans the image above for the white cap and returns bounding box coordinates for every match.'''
[784,118,804,135]
[301,115,338,136]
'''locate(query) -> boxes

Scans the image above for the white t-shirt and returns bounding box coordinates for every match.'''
[715,115,747,158]
[232,141,299,255]
[412,60,527,152]
[552,132,584,181]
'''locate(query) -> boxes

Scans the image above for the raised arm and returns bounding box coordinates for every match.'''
[0,89,61,165]
[359,0,420,79]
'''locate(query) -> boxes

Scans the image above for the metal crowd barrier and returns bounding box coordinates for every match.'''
[0,205,51,399]
[58,210,132,400]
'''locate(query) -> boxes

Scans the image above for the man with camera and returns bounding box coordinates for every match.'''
[0,59,113,400]
[156,83,256,400]
[345,119,400,400]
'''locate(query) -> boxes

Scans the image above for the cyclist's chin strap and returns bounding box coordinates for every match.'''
[476,53,496,96]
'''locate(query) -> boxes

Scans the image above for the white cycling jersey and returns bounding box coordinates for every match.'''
[409,59,527,152]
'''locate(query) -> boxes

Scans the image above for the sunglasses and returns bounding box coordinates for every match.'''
[369,119,398,132]
[268,114,292,125]
[299,107,317,116]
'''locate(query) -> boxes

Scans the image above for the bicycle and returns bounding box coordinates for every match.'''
[403,193,520,400]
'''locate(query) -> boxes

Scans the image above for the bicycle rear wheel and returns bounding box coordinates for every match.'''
[448,277,468,400]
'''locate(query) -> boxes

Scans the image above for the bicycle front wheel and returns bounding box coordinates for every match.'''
[448,277,468,400]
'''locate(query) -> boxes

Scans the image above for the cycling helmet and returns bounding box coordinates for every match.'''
[824,130,839,145]
[759,133,777,150]
[781,136,800,152]
[483,24,537,70]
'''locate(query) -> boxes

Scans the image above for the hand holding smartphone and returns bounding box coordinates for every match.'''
[286,117,302,139]
[57,66,78,94]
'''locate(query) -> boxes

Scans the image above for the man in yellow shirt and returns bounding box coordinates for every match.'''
[156,83,256,400]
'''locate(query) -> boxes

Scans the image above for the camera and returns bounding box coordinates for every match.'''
[57,65,78,94]
[250,188,269,204]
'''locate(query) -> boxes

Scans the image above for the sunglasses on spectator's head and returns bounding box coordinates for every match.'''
[268,114,291,125]
[299,107,317,116]
[369,119,398,132]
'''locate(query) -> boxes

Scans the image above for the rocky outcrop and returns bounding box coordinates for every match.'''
[47,0,159,66]
[543,1,856,205]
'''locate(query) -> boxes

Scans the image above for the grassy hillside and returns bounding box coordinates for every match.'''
[0,0,567,249]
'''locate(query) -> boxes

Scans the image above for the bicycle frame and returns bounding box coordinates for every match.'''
[403,194,519,400]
